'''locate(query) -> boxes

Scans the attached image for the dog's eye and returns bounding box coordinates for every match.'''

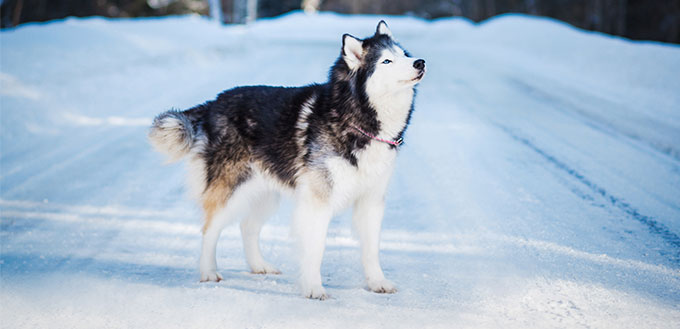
[382,59,392,64]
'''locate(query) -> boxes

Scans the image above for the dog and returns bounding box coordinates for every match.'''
[149,21,425,299]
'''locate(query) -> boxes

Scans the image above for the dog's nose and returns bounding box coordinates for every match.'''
[413,59,425,70]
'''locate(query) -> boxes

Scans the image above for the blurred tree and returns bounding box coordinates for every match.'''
[318,0,679,43]
[1,0,678,43]
[212,0,297,23]
[208,0,222,22]
[258,0,299,19]
[0,0,208,28]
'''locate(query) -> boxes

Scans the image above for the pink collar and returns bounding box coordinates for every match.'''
[350,125,403,147]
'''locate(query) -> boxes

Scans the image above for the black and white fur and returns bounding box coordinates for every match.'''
[149,21,425,299]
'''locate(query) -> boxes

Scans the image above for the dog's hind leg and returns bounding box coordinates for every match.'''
[240,191,281,274]
[199,177,254,282]
[199,187,232,282]
[200,219,226,282]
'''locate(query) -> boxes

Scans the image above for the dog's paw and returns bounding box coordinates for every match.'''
[366,279,397,294]
[250,262,281,275]
[302,284,328,300]
[200,271,223,282]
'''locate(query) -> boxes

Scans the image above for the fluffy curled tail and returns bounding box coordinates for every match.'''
[148,110,195,162]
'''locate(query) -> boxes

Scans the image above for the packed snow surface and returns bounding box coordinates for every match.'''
[2,11,680,328]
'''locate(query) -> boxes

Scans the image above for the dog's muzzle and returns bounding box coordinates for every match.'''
[413,59,426,81]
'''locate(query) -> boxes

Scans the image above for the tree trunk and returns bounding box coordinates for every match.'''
[209,0,223,23]
[12,0,24,27]
[246,0,257,23]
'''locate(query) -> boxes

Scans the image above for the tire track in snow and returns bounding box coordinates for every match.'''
[500,74,680,213]
[1,127,133,196]
[447,72,680,264]
[495,124,680,263]
[3,200,678,278]
[506,76,680,162]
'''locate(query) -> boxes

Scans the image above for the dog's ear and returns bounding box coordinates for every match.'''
[375,20,392,38]
[342,34,363,70]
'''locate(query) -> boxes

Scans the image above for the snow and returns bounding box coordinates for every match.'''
[2,11,680,328]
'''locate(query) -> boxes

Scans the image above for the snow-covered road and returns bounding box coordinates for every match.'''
[1,12,679,328]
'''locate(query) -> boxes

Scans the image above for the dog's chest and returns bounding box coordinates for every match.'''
[325,142,396,210]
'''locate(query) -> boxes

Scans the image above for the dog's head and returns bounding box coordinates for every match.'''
[332,21,425,101]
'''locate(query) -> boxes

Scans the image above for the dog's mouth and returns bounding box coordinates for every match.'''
[400,70,426,84]
[412,70,425,82]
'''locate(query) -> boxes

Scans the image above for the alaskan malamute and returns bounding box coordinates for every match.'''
[149,21,425,299]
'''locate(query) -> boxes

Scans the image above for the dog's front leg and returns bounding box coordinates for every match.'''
[353,195,396,293]
[292,194,333,300]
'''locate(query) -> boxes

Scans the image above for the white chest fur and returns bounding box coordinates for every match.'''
[325,142,397,212]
